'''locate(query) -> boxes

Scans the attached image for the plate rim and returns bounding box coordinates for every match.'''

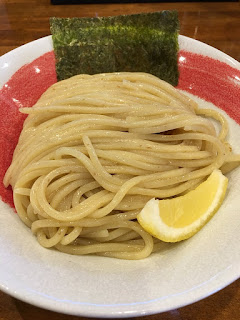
[1,34,239,88]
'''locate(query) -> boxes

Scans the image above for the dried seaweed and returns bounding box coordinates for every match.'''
[50,11,179,85]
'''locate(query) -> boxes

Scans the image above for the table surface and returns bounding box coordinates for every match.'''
[0,0,239,320]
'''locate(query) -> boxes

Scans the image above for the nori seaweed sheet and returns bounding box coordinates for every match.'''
[50,11,179,85]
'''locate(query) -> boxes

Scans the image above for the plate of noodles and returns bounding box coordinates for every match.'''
[0,34,240,318]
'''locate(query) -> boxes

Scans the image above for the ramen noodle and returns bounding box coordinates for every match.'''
[4,72,239,259]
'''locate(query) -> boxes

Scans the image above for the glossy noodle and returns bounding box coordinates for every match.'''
[4,72,239,259]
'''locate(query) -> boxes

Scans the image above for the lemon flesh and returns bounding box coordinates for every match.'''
[137,169,228,242]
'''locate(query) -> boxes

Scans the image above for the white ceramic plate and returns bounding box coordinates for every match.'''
[0,35,240,318]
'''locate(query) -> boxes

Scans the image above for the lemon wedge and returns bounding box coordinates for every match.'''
[137,169,228,242]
